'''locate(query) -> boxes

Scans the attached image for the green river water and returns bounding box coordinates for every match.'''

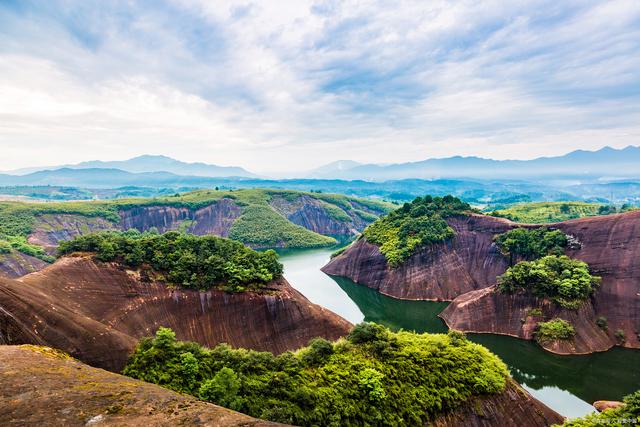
[277,247,640,419]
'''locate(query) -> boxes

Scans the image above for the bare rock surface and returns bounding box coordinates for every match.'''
[0,255,351,371]
[0,345,282,426]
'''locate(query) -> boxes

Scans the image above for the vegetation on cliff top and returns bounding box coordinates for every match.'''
[363,195,473,267]
[497,255,600,309]
[560,390,640,426]
[535,319,575,344]
[123,323,508,426]
[491,201,636,224]
[494,227,568,263]
[0,189,392,256]
[58,231,283,292]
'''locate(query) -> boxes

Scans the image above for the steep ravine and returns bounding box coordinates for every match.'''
[324,211,640,353]
[0,255,351,371]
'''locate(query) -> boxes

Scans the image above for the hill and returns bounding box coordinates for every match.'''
[0,189,393,276]
[309,145,640,181]
[4,155,256,178]
[0,345,278,426]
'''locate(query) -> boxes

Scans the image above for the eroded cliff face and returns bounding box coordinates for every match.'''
[324,211,640,353]
[0,251,49,279]
[432,380,564,427]
[0,255,351,371]
[27,214,117,251]
[322,214,513,300]
[119,198,242,236]
[0,345,280,427]
[269,195,366,237]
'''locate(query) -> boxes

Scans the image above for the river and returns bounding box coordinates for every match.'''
[278,247,640,419]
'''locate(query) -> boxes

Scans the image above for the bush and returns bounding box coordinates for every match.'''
[494,227,568,263]
[58,231,283,292]
[535,319,575,344]
[596,316,608,330]
[615,329,626,343]
[497,255,600,309]
[363,195,472,266]
[562,390,640,426]
[123,323,509,426]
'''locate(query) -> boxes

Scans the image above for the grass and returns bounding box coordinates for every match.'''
[0,188,391,256]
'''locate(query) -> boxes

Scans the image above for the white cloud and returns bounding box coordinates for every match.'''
[0,0,639,174]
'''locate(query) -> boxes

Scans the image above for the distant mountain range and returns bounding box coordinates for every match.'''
[307,146,640,181]
[3,155,256,178]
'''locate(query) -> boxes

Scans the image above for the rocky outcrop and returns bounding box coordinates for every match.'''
[593,401,624,412]
[440,288,614,354]
[432,380,564,427]
[119,198,242,236]
[0,251,49,279]
[324,211,640,353]
[27,214,117,251]
[269,195,366,237]
[0,255,351,371]
[323,214,513,300]
[0,345,280,426]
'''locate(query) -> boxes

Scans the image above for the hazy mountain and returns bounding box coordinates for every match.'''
[4,155,256,178]
[308,146,640,181]
[307,160,363,178]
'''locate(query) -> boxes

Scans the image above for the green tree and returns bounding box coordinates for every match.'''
[199,367,241,408]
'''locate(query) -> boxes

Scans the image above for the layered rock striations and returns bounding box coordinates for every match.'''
[0,255,351,371]
[325,211,640,353]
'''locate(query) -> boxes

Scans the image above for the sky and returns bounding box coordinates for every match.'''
[0,0,639,174]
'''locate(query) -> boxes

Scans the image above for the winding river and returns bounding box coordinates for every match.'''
[278,247,640,419]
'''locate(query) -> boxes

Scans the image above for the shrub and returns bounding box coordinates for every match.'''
[363,195,472,266]
[58,231,283,292]
[615,329,626,343]
[123,323,509,426]
[595,316,608,330]
[494,228,568,263]
[562,390,640,426]
[497,255,600,309]
[535,319,575,344]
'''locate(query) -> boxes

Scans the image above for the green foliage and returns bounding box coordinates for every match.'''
[229,205,336,248]
[494,228,568,262]
[596,316,608,330]
[560,390,640,426]
[57,231,283,292]
[363,195,472,267]
[497,255,600,309]
[536,319,575,344]
[124,323,509,426]
[615,329,626,343]
[491,202,607,224]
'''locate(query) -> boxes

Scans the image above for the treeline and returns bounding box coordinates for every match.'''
[123,323,508,426]
[58,231,283,292]
[363,195,472,266]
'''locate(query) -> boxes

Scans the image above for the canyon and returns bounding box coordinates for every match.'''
[324,211,640,354]
[0,254,351,371]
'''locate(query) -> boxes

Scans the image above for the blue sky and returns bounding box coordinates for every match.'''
[0,0,639,174]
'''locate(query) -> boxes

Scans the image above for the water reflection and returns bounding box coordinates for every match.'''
[278,248,640,418]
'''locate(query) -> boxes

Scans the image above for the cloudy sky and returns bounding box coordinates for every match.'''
[1,0,639,174]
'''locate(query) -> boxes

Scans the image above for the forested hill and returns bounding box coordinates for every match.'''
[0,189,393,276]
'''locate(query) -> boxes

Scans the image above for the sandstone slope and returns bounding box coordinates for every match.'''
[0,345,280,427]
[324,211,640,353]
[0,255,351,371]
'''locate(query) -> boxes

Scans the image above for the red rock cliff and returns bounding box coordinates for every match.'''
[0,255,351,371]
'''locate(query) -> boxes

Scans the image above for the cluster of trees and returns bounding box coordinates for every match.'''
[58,230,283,292]
[363,195,472,266]
[494,227,568,264]
[535,319,575,344]
[123,323,508,426]
[497,255,600,309]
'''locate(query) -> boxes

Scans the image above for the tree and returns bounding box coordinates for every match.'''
[199,367,241,408]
